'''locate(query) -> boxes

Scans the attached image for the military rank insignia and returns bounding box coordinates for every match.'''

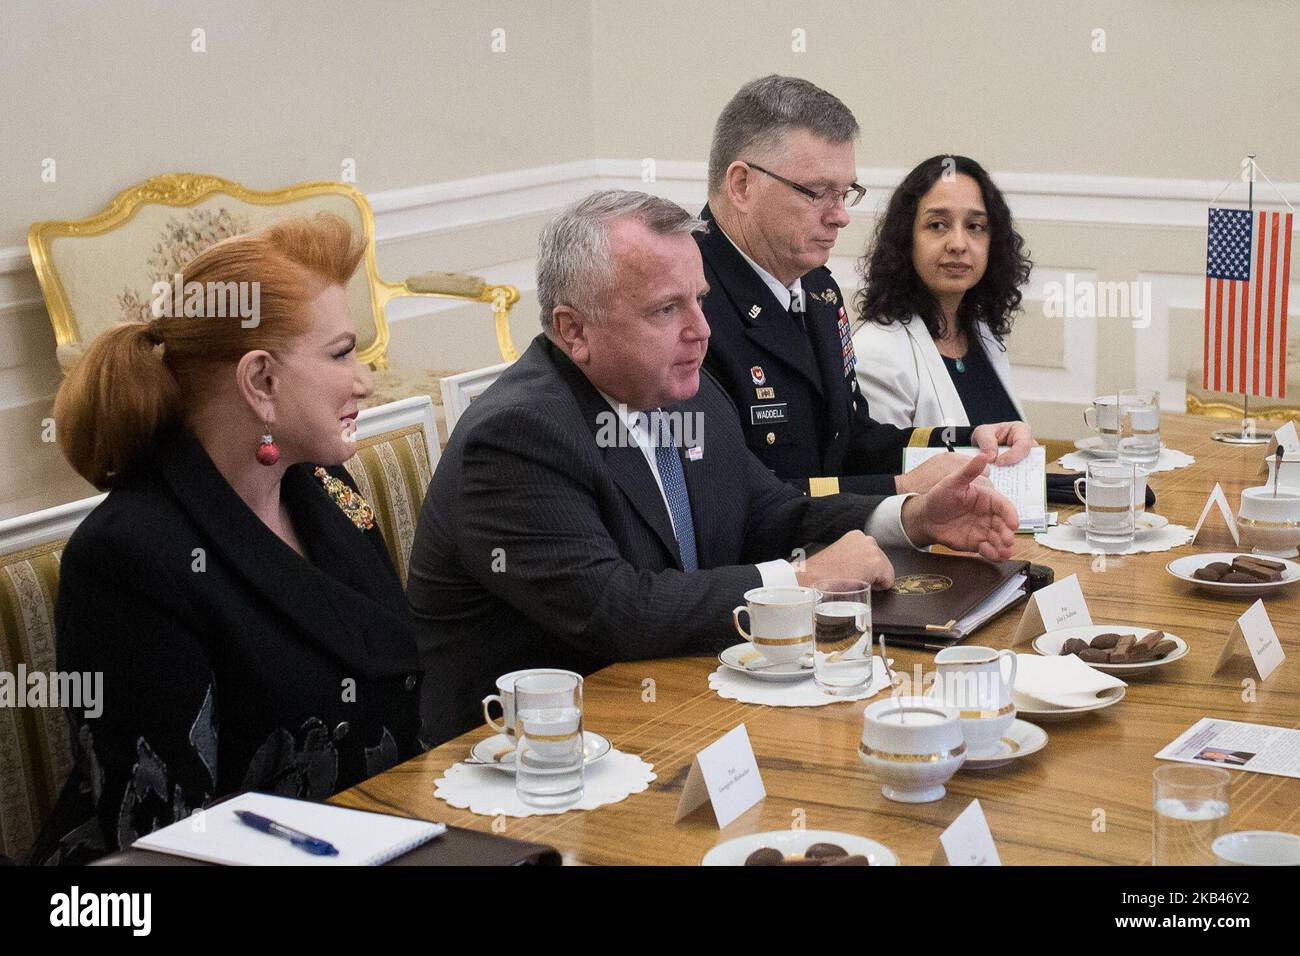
[836,307,857,379]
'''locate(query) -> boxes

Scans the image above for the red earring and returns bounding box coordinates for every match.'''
[256,426,280,466]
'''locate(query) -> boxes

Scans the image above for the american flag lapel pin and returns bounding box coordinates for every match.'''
[687,445,704,462]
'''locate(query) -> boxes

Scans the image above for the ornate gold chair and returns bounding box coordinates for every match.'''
[27,174,521,426]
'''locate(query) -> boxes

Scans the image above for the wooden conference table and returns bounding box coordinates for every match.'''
[334,414,1300,865]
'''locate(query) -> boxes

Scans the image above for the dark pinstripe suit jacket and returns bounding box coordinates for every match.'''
[407,334,884,744]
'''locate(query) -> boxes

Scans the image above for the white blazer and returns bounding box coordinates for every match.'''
[851,316,1026,428]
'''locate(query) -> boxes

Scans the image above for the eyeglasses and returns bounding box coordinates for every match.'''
[744,162,866,209]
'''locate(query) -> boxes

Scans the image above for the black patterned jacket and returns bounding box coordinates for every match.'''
[30,428,423,865]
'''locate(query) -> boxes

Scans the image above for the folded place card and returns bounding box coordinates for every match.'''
[931,799,1001,866]
[1192,482,1240,546]
[1274,421,1300,455]
[1214,598,1286,680]
[674,723,765,829]
[1011,574,1091,646]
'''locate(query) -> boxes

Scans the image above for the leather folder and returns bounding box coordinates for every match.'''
[871,549,1030,650]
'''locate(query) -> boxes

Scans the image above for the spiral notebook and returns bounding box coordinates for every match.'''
[132,792,446,866]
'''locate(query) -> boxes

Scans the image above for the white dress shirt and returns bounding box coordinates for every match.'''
[600,383,919,589]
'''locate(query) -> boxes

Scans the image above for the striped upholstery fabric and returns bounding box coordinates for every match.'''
[0,542,72,862]
[343,422,435,587]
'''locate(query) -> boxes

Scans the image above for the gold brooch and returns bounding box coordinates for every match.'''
[314,467,375,531]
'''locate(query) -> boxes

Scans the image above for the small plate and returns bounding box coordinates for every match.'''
[1012,685,1126,722]
[1032,625,1189,676]
[1066,512,1169,535]
[467,731,611,774]
[1166,552,1300,597]
[701,829,898,866]
[719,642,813,682]
[962,719,1048,770]
[1073,436,1166,455]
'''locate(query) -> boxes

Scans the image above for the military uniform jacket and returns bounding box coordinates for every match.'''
[697,206,973,495]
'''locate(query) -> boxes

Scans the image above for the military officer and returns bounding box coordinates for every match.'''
[699,75,1033,496]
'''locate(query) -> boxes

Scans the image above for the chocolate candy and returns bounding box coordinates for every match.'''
[743,842,867,866]
[805,842,848,859]
[1078,648,1111,663]
[1222,572,1257,584]
[1231,556,1283,582]
[1091,633,1122,650]
[1114,635,1137,656]
[1136,630,1164,649]
[1060,638,1090,656]
[1151,639,1178,658]
[1194,567,1224,581]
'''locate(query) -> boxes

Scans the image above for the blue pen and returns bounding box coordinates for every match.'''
[234,810,339,856]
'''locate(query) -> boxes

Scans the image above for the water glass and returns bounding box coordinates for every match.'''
[514,672,584,808]
[813,579,873,696]
[1153,765,1231,865]
[1074,461,1136,551]
[1118,389,1161,466]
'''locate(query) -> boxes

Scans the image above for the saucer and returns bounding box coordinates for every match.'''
[719,642,813,682]
[1032,625,1189,676]
[961,719,1048,770]
[1011,685,1126,722]
[468,731,611,774]
[1166,552,1300,597]
[1066,512,1169,535]
[701,829,898,866]
[1073,436,1166,455]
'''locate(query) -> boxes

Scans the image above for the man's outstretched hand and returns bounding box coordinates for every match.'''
[901,452,1020,560]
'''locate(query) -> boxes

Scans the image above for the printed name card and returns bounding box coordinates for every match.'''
[1012,574,1091,645]
[675,723,766,828]
[1214,599,1286,680]
[1274,421,1300,455]
[931,799,1002,866]
[1192,482,1240,546]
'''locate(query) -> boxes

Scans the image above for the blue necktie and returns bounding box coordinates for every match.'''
[651,409,699,572]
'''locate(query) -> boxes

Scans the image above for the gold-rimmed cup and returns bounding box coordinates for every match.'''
[732,586,815,664]
[860,696,966,803]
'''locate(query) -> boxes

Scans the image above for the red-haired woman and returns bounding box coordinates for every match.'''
[31,215,425,864]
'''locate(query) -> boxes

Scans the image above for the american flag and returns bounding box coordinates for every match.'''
[1204,206,1293,397]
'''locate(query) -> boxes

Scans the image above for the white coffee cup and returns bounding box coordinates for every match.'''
[732,586,816,663]
[932,646,1017,756]
[1212,830,1300,866]
[482,668,583,738]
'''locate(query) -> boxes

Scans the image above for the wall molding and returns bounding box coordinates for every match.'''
[6,160,1298,279]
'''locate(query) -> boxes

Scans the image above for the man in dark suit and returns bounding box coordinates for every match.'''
[406,191,1019,744]
[699,75,1033,496]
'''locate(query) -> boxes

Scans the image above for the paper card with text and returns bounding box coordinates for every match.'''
[1192,483,1240,546]
[1275,421,1300,455]
[674,723,765,828]
[1214,599,1286,680]
[931,799,1001,866]
[1012,574,1091,645]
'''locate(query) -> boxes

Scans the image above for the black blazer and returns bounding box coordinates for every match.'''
[406,335,883,744]
[31,428,423,865]
[697,206,974,495]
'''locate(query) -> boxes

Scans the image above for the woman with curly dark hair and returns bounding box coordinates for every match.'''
[852,155,1032,429]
